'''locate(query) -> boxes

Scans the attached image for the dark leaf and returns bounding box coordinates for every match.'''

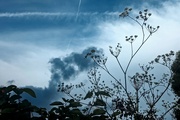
[9,95,22,103]
[50,101,63,106]
[112,111,121,117]
[20,99,31,107]
[49,107,58,113]
[93,108,106,115]
[22,88,36,98]
[84,91,93,99]
[6,85,17,93]
[71,108,82,114]
[96,91,111,97]
[70,101,82,107]
[1,108,16,113]
[13,88,23,95]
[62,98,69,102]
[94,99,106,106]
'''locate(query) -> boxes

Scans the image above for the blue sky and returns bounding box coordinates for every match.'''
[0,0,180,110]
[0,0,162,12]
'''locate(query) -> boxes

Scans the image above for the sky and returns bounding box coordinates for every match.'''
[0,0,180,112]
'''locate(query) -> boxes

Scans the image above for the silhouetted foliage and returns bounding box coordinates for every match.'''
[55,8,177,120]
[171,51,180,96]
[0,85,48,120]
[171,51,180,119]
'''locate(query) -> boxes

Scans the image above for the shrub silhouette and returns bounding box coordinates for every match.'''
[0,85,47,120]
[56,8,177,120]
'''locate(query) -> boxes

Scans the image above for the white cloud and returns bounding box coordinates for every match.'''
[0,41,66,87]
[94,0,180,61]
[0,12,118,20]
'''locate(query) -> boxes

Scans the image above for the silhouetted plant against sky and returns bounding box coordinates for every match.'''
[0,85,48,120]
[53,8,177,120]
[171,51,180,119]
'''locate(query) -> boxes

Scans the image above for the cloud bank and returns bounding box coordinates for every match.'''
[22,47,101,108]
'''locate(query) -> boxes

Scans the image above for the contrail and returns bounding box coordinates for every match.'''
[66,0,81,53]
[65,38,72,53]
[0,12,118,18]
[75,0,82,21]
[0,12,75,17]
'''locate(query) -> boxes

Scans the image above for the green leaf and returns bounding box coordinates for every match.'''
[0,99,6,106]
[84,91,93,99]
[94,99,106,106]
[9,95,22,103]
[22,88,36,98]
[13,88,23,95]
[71,108,82,114]
[95,91,111,97]
[62,97,69,102]
[50,101,63,106]
[6,85,17,93]
[49,107,58,113]
[1,108,16,113]
[20,99,31,107]
[112,111,121,117]
[69,99,75,103]
[70,101,82,107]
[93,108,106,115]
[31,105,40,112]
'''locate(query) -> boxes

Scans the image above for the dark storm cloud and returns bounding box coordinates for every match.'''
[49,47,102,81]
[50,58,76,81]
[22,47,102,109]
